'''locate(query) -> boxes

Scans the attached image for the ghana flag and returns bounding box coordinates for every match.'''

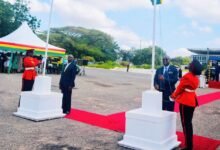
[151,0,162,5]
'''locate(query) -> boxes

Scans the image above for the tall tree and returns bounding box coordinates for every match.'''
[0,0,40,37]
[118,49,134,62]
[131,46,166,66]
[39,27,119,62]
[0,0,14,37]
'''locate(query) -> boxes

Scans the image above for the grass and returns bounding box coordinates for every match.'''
[88,61,122,69]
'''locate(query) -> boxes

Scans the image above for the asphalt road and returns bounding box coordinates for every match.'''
[0,68,219,150]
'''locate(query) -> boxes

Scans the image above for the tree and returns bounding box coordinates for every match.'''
[39,26,119,62]
[0,0,40,37]
[131,46,166,66]
[0,0,14,37]
[118,49,134,62]
[171,56,191,66]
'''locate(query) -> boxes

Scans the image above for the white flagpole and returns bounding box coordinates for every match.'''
[150,0,157,90]
[43,0,54,75]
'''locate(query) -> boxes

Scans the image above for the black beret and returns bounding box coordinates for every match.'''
[189,59,202,75]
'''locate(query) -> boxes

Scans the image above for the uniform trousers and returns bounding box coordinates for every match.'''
[179,104,195,150]
[22,79,34,91]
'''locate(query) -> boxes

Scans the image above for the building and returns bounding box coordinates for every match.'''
[188,48,220,65]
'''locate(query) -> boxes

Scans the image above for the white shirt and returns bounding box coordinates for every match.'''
[163,65,170,74]
[64,62,71,72]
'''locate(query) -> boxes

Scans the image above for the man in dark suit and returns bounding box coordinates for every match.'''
[59,55,77,114]
[154,56,178,111]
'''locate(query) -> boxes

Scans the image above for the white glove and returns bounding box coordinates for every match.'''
[169,96,174,102]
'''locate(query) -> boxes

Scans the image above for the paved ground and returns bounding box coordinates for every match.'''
[0,68,219,150]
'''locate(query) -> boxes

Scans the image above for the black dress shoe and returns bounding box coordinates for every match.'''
[64,111,70,114]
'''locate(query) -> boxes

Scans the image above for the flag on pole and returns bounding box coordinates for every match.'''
[151,0,162,5]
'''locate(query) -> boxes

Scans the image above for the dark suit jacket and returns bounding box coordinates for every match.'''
[59,61,77,88]
[154,65,178,93]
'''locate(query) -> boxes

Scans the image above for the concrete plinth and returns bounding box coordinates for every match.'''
[14,76,65,121]
[118,90,180,150]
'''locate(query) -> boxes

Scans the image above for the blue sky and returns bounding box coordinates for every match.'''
[7,0,220,57]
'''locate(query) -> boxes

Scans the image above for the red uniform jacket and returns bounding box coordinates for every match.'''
[22,56,39,80]
[171,72,199,107]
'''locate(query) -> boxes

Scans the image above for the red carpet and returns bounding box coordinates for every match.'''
[65,108,220,149]
[65,91,220,149]
[209,81,220,89]
[174,91,220,112]
[65,109,125,132]
[176,132,220,150]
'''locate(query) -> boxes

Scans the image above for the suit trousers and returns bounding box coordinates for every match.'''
[179,104,195,150]
[61,86,72,113]
[162,89,175,111]
[162,100,174,111]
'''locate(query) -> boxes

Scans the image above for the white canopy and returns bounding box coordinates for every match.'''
[0,22,65,56]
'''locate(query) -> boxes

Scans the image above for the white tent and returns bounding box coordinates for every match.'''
[0,22,65,56]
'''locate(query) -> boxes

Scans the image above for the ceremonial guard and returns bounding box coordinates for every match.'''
[22,49,39,91]
[171,59,202,150]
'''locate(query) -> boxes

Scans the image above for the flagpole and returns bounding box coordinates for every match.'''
[150,0,157,90]
[43,0,54,75]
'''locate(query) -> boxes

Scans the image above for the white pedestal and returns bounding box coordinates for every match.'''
[118,90,180,150]
[14,76,65,121]
[199,75,206,88]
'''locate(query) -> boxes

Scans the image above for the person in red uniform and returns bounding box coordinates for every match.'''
[22,49,39,91]
[170,59,202,150]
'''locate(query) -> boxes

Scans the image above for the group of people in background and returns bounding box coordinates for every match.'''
[154,56,202,150]
[205,60,220,82]
[0,51,23,73]
[212,60,220,82]
[0,50,65,74]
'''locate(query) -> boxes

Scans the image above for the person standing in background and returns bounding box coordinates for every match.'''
[59,55,77,114]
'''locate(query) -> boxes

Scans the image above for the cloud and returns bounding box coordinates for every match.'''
[78,0,152,11]
[176,21,212,38]
[28,0,152,50]
[29,0,50,13]
[175,0,220,24]
[54,0,116,29]
[191,21,212,33]
[168,48,193,58]
[176,25,194,37]
[100,27,151,50]
[208,38,220,47]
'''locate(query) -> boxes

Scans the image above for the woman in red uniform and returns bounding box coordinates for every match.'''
[170,59,202,150]
[22,49,39,91]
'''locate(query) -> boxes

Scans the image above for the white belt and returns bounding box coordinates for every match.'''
[25,67,35,70]
[185,88,195,92]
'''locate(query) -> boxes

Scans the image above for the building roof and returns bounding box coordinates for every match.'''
[188,48,220,55]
